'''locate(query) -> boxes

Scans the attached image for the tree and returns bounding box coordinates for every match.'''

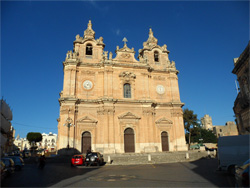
[183,108,199,149]
[185,127,217,144]
[200,129,217,143]
[26,132,42,149]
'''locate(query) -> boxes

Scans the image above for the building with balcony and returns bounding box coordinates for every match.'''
[232,41,250,135]
[40,132,57,152]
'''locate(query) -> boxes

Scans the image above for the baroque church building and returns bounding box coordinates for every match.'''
[57,21,187,154]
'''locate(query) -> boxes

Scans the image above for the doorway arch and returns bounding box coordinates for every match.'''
[161,131,169,151]
[82,131,91,154]
[124,128,135,153]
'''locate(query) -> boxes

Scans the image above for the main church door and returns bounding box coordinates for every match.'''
[124,128,135,153]
[82,131,91,153]
[161,131,169,151]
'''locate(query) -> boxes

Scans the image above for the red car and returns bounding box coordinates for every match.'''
[71,155,85,167]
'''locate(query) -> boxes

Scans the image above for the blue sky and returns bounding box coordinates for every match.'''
[1,1,249,138]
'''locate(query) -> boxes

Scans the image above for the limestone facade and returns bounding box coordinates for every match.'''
[232,41,250,135]
[213,122,239,137]
[57,21,187,154]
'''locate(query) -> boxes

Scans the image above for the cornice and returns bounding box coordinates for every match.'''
[59,97,184,108]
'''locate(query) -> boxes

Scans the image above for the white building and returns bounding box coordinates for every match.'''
[40,132,57,152]
[14,136,30,151]
[14,132,57,152]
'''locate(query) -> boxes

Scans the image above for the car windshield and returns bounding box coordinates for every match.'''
[87,153,97,157]
[74,156,82,159]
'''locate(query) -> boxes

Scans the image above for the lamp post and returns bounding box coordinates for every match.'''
[64,117,74,149]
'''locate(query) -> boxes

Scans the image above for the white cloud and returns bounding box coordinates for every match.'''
[116,29,120,36]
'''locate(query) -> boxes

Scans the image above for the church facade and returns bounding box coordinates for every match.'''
[57,21,187,154]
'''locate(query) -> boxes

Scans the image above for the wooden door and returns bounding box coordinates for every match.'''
[124,128,135,153]
[82,132,91,154]
[161,131,169,151]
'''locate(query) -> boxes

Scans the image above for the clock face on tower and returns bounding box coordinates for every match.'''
[156,85,165,94]
[83,80,93,90]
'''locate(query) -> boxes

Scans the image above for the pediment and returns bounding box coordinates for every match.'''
[77,116,98,124]
[118,112,141,120]
[113,43,139,63]
[155,117,173,125]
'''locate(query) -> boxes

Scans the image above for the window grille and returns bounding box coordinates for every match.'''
[124,83,131,98]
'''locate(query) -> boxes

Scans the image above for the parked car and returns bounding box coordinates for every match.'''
[205,146,216,151]
[190,144,200,150]
[7,156,24,170]
[1,158,15,176]
[235,159,250,187]
[1,161,7,180]
[85,152,104,166]
[71,154,85,167]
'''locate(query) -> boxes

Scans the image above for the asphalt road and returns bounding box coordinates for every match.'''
[1,158,234,187]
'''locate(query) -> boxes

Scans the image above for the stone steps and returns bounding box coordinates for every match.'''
[103,151,213,165]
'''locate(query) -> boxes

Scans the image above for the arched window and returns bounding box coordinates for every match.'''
[86,44,93,55]
[51,139,55,143]
[154,51,159,62]
[124,83,131,98]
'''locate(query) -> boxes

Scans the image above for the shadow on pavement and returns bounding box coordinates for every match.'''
[181,157,234,187]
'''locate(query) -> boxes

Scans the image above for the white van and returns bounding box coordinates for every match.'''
[217,135,250,174]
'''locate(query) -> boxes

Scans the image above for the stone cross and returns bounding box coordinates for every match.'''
[122,37,128,45]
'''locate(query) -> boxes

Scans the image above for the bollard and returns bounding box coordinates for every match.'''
[108,156,111,163]
[186,152,189,159]
[148,154,151,162]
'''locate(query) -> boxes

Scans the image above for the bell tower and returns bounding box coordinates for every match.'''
[138,28,176,70]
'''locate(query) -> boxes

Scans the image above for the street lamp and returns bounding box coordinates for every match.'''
[63,117,74,149]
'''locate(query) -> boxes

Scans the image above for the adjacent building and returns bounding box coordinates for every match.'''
[14,132,57,152]
[57,21,187,154]
[232,41,250,135]
[0,99,15,156]
[40,132,57,152]
[201,114,238,137]
[14,136,30,151]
